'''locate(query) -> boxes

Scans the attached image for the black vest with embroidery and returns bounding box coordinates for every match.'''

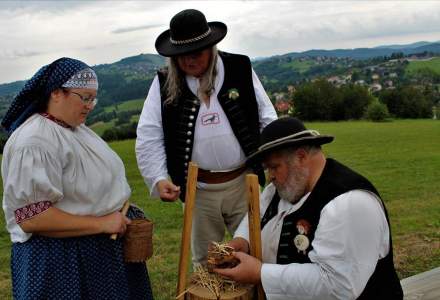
[158,52,265,201]
[261,158,403,300]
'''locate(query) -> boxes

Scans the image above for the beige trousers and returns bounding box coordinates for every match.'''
[190,172,249,265]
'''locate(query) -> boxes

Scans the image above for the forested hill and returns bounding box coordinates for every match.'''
[91,54,165,107]
[1,41,440,108]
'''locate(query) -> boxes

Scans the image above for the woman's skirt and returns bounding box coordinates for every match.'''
[11,207,154,300]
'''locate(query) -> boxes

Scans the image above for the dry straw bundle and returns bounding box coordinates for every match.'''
[207,242,240,272]
[177,242,253,300]
[178,266,253,300]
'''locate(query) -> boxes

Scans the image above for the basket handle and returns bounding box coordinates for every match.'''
[110,200,130,240]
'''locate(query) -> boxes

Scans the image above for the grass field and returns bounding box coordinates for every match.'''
[103,98,144,113]
[89,119,116,136]
[406,57,440,75]
[0,119,439,299]
[284,59,315,73]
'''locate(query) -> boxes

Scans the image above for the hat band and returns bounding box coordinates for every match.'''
[170,28,211,45]
[258,129,321,151]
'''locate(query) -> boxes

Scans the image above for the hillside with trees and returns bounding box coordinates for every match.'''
[0,41,439,148]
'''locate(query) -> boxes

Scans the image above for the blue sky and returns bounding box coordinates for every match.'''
[1,0,439,84]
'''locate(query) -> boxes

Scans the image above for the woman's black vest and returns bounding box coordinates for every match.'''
[158,52,265,201]
[261,158,403,299]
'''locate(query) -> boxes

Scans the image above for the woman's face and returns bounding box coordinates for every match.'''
[57,88,97,127]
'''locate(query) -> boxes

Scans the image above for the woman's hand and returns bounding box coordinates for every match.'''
[99,211,132,235]
[19,206,131,238]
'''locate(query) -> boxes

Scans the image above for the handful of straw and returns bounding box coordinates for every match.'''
[206,242,240,272]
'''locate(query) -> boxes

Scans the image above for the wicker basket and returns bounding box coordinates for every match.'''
[123,219,153,263]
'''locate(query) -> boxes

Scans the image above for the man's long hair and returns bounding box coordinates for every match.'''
[164,46,218,105]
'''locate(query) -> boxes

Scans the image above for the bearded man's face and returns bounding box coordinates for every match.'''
[264,151,309,204]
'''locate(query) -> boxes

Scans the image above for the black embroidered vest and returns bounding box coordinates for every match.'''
[261,158,403,299]
[158,51,265,201]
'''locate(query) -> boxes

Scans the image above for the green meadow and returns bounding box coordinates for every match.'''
[103,98,145,113]
[406,57,440,75]
[0,119,439,299]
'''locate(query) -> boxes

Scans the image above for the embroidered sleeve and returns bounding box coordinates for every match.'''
[14,201,52,224]
[3,145,63,225]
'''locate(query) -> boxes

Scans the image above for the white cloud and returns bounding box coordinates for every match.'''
[0,1,440,83]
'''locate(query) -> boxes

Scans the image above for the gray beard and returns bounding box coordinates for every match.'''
[275,165,309,204]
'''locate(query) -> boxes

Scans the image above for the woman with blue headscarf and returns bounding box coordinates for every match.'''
[1,57,153,299]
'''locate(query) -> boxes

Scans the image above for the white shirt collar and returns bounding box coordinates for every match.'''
[278,191,311,216]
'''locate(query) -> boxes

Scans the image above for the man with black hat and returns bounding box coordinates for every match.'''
[135,9,277,265]
[215,117,403,299]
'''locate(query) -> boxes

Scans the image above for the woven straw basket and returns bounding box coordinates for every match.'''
[123,219,153,263]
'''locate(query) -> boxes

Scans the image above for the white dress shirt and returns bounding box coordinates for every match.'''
[135,55,277,196]
[234,183,390,300]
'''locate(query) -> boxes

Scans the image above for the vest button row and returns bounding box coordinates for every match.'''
[188,122,193,127]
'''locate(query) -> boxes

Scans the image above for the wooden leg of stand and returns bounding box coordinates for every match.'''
[246,174,265,300]
[176,162,199,300]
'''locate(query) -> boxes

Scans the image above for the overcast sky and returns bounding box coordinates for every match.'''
[1,0,439,84]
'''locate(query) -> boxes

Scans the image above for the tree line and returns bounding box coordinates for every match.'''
[279,79,438,121]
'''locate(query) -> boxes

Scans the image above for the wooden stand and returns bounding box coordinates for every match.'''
[246,174,265,300]
[177,170,262,300]
[176,162,199,300]
[186,284,254,300]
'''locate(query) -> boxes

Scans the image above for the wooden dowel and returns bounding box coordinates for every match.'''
[176,162,199,300]
[110,200,130,240]
[246,174,265,300]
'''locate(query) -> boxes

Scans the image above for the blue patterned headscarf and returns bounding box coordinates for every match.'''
[1,57,95,134]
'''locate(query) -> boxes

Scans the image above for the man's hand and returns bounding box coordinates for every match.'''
[227,237,250,253]
[214,252,262,284]
[157,179,181,202]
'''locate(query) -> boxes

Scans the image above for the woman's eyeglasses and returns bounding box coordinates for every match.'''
[64,89,98,106]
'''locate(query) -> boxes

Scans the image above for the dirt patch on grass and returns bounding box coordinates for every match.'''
[393,233,440,279]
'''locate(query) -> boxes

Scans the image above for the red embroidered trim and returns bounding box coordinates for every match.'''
[39,112,73,129]
[15,201,52,224]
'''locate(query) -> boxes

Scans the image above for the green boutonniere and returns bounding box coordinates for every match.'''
[228,88,239,100]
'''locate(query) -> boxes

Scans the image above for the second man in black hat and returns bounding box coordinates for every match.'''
[215,117,403,300]
[135,9,277,265]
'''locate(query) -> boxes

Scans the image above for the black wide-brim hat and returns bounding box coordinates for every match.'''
[247,117,334,165]
[155,9,227,57]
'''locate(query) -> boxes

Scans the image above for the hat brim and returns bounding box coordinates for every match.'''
[155,22,227,57]
[246,135,334,166]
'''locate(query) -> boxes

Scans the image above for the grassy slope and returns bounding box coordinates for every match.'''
[89,98,144,136]
[103,98,145,113]
[89,120,116,136]
[283,60,315,73]
[406,57,440,75]
[0,119,439,299]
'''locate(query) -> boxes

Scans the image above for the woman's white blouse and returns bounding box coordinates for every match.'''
[1,114,131,243]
